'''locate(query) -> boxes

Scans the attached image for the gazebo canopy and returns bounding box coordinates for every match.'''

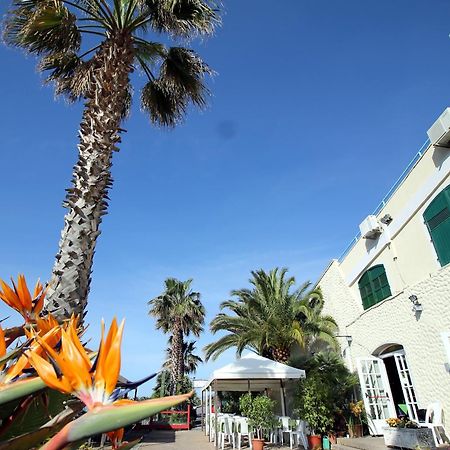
[202,352,305,391]
[201,353,306,444]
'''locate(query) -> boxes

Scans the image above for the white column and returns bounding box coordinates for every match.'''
[206,387,210,436]
[214,380,219,450]
[201,389,205,433]
[209,386,213,441]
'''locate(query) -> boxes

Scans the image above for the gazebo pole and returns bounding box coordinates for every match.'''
[214,380,219,450]
[201,389,204,432]
[205,387,209,436]
[209,386,213,441]
[280,379,287,416]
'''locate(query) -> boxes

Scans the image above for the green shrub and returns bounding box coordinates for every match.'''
[239,394,276,440]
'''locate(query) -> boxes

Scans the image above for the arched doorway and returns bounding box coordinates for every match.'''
[356,344,419,435]
[376,344,419,423]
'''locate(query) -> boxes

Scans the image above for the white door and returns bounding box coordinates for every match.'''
[356,357,396,435]
[393,351,419,422]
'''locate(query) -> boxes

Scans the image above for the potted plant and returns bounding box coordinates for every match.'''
[294,352,360,449]
[295,375,334,449]
[328,409,347,444]
[383,417,436,449]
[347,401,365,438]
[239,393,276,450]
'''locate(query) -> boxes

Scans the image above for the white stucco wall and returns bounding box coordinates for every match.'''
[320,260,450,430]
[317,113,450,432]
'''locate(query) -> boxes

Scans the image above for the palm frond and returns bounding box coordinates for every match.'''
[41,53,97,100]
[143,0,220,37]
[133,38,166,65]
[4,1,81,55]
[160,47,212,107]
[141,79,187,126]
[204,334,244,361]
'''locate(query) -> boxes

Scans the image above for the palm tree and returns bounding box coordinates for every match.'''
[204,268,339,363]
[164,338,203,374]
[148,278,204,392]
[3,0,219,321]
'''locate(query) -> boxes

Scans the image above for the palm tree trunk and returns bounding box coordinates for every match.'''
[171,323,184,394]
[44,33,134,321]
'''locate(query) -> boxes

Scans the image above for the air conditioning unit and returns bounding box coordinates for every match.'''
[427,108,450,147]
[359,215,382,239]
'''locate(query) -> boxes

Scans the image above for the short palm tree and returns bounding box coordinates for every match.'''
[204,268,338,363]
[148,278,204,392]
[3,0,219,321]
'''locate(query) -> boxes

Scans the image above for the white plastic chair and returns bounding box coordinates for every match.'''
[269,427,279,444]
[219,415,236,449]
[278,416,291,446]
[289,420,308,450]
[269,416,280,444]
[424,402,449,447]
[425,402,442,425]
[235,417,252,450]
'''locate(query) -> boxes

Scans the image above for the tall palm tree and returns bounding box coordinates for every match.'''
[3,0,219,321]
[204,268,338,363]
[148,278,204,392]
[164,338,203,374]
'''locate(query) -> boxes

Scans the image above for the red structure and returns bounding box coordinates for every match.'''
[138,405,191,431]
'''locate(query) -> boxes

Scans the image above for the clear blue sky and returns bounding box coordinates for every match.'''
[1,0,450,395]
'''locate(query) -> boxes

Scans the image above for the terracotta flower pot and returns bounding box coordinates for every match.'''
[251,438,265,450]
[308,434,322,449]
[348,424,363,438]
[328,432,337,445]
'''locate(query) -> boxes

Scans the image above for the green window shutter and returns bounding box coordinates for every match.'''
[358,264,391,310]
[424,185,450,267]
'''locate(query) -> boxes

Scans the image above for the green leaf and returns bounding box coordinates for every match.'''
[0,390,69,440]
[0,377,46,406]
[43,392,192,449]
[0,396,83,450]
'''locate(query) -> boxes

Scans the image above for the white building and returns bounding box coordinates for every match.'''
[318,108,450,435]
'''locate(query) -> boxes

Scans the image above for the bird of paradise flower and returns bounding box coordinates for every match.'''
[27,317,191,450]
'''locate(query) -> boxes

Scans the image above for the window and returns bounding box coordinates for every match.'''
[424,185,450,267]
[358,264,392,310]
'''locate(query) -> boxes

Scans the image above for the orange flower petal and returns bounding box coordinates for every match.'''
[103,320,124,396]
[0,326,6,372]
[0,326,6,358]
[27,352,71,393]
[94,319,123,396]
[59,328,92,391]
[16,275,32,310]
[32,280,43,299]
[0,279,21,310]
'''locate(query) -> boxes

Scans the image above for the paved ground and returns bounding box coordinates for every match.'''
[98,429,391,450]
[99,428,297,449]
[334,437,388,450]
[131,429,214,449]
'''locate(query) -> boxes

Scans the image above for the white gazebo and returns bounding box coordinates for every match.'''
[201,352,306,447]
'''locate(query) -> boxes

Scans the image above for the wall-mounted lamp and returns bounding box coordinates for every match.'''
[336,335,353,345]
[380,214,393,225]
[409,294,423,313]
